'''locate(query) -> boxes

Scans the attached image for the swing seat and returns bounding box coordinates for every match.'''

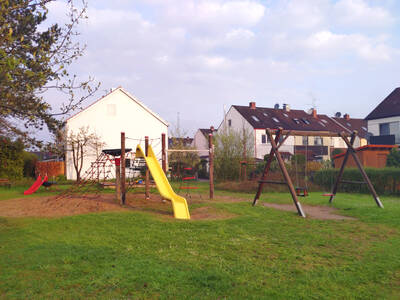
[295,187,308,197]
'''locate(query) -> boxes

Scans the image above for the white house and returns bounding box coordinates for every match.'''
[366,88,400,145]
[192,128,214,158]
[65,87,168,180]
[218,102,366,161]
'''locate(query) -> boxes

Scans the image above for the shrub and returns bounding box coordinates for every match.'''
[386,148,400,167]
[22,151,38,178]
[0,137,24,179]
[313,167,400,194]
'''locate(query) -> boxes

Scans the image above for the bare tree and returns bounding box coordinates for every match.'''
[66,126,104,182]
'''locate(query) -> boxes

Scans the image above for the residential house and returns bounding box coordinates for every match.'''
[365,87,400,145]
[192,127,215,158]
[65,87,168,180]
[218,102,366,161]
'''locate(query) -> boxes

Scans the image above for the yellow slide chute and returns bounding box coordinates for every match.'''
[135,145,190,220]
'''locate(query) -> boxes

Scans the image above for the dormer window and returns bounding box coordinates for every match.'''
[252,115,260,122]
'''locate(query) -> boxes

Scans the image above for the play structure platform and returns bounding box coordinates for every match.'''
[136,144,191,220]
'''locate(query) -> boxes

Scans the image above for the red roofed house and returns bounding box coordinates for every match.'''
[217,102,368,161]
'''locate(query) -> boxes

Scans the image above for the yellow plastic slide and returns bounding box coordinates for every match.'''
[135,145,190,220]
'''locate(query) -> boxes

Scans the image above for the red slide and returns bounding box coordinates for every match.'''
[24,175,48,195]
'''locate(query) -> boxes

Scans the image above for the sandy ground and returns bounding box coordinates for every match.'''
[0,192,235,220]
[0,190,355,221]
[262,203,356,220]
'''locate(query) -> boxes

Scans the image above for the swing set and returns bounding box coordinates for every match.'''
[252,128,384,218]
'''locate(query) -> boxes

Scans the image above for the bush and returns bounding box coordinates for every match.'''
[313,167,400,195]
[22,151,38,178]
[0,137,24,179]
[386,148,400,167]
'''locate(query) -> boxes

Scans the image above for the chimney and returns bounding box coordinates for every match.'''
[249,102,256,109]
[283,104,290,112]
[344,113,350,120]
[210,126,215,132]
[312,108,317,118]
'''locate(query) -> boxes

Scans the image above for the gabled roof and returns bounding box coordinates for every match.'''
[66,87,169,126]
[332,117,369,138]
[365,88,400,120]
[199,128,214,137]
[232,105,345,132]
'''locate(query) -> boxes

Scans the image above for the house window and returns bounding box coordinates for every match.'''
[302,136,308,145]
[379,123,390,135]
[272,117,279,123]
[302,118,310,125]
[228,119,232,127]
[251,115,260,122]
[314,137,322,145]
[107,104,116,116]
[261,134,266,144]
[293,118,300,124]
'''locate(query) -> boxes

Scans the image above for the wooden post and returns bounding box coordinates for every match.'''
[340,131,383,208]
[329,132,356,203]
[161,133,167,174]
[121,132,126,205]
[252,131,281,206]
[242,139,247,181]
[115,157,121,204]
[208,133,214,199]
[266,128,306,217]
[145,136,150,200]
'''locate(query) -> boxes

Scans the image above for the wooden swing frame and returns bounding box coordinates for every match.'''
[252,128,384,218]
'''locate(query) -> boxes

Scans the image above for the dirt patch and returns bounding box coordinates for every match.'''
[262,203,357,220]
[0,193,235,220]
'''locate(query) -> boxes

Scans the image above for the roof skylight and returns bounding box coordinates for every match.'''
[251,115,260,122]
[362,126,367,131]
[293,118,300,124]
[263,112,268,117]
[272,117,280,123]
[302,118,310,125]
[283,113,289,117]
[321,119,328,124]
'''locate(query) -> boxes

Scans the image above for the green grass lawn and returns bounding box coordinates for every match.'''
[0,183,399,299]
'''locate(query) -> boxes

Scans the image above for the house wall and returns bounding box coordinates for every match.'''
[218,106,256,155]
[192,130,209,157]
[65,89,168,180]
[368,116,400,144]
[254,129,294,159]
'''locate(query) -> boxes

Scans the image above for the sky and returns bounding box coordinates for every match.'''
[45,0,400,136]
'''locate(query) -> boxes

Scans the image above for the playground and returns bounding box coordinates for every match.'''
[1,131,400,299]
[1,181,400,299]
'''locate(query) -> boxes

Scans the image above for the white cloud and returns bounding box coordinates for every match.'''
[46,0,400,135]
[305,30,394,61]
[334,0,395,28]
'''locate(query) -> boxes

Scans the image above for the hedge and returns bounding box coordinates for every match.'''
[313,168,400,195]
